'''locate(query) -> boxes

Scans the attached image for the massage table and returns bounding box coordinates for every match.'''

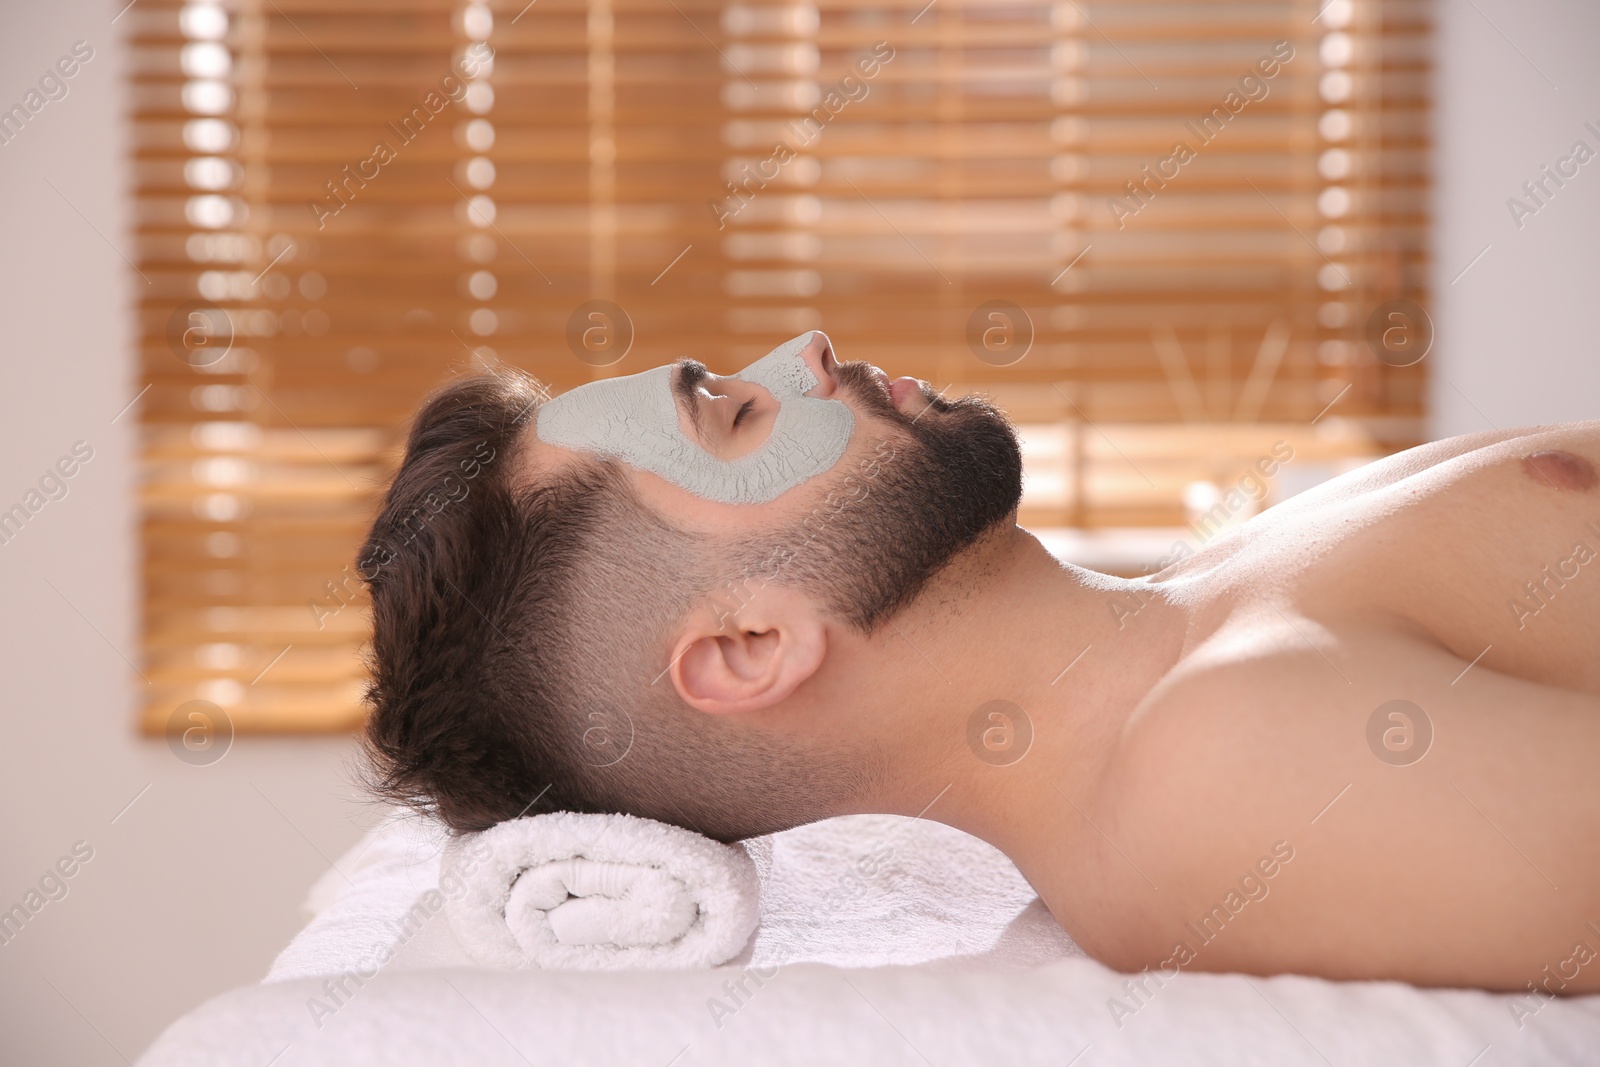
[136,811,1600,1065]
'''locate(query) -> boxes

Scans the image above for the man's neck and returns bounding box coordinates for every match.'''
[850,522,1194,857]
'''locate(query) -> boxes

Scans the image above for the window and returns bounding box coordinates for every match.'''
[130,0,1430,731]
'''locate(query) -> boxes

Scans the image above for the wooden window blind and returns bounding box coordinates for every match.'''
[129,0,1430,733]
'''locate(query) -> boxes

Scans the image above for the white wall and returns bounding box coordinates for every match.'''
[0,4,369,1064]
[0,0,1595,1062]
[1431,0,1600,434]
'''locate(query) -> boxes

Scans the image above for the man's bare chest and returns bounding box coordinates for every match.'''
[1204,425,1600,694]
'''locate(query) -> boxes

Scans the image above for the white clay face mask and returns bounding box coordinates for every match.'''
[535,331,856,505]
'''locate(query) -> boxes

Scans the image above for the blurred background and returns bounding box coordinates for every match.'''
[1,0,1596,1061]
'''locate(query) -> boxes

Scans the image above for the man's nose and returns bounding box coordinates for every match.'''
[797,331,837,397]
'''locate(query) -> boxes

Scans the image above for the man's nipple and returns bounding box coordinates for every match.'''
[1522,449,1598,491]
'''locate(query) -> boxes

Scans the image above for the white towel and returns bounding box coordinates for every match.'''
[442,810,759,971]
[268,811,1076,983]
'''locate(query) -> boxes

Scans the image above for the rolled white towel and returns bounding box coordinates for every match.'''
[442,811,760,970]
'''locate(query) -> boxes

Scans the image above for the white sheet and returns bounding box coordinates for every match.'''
[135,811,1600,1066]
[141,956,1600,1066]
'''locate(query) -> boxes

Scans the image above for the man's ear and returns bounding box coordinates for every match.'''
[668,584,827,715]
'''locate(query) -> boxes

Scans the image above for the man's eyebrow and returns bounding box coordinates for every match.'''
[672,358,708,437]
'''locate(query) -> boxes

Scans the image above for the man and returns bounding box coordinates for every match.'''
[360,331,1600,995]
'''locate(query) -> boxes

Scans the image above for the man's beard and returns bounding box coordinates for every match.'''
[750,360,1024,633]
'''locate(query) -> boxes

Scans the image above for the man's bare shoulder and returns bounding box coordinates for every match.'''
[1102,617,1378,877]
[1092,615,1600,987]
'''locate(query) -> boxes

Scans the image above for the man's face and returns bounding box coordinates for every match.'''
[527,331,1023,631]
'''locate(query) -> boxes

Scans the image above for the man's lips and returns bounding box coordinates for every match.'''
[857,362,923,412]
[889,376,921,409]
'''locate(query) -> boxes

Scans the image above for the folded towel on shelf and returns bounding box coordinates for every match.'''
[442,810,760,971]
